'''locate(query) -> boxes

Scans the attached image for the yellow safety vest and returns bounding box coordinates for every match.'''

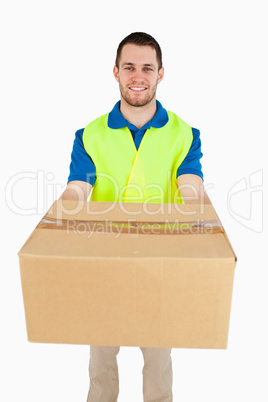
[83,111,193,203]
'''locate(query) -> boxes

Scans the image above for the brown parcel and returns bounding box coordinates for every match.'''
[18,200,236,349]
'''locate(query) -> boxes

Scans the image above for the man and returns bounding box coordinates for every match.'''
[61,32,210,402]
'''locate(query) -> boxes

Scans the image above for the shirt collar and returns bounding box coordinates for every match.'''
[108,100,169,131]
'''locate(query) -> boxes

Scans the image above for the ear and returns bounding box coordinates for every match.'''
[157,67,164,84]
[113,65,119,82]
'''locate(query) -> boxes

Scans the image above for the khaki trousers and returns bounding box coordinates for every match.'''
[87,346,173,402]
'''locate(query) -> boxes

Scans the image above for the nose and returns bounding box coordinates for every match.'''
[131,69,145,83]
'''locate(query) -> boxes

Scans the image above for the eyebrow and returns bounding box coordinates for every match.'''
[122,62,155,68]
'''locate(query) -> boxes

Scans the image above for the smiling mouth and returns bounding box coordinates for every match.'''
[129,87,147,92]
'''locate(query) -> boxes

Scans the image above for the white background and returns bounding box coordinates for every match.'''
[1,0,267,401]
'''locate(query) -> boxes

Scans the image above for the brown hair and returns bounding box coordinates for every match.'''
[115,32,163,70]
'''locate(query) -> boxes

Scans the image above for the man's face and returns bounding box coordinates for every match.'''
[113,44,164,107]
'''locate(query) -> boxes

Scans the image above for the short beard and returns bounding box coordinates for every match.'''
[119,82,157,107]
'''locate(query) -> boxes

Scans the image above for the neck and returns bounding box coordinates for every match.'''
[120,98,157,129]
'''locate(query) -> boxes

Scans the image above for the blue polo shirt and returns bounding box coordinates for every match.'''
[67,100,203,185]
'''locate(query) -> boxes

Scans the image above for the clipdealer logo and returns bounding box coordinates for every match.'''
[4,170,203,217]
[5,168,264,234]
[227,169,263,233]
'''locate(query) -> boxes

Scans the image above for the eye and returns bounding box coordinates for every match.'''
[144,67,153,72]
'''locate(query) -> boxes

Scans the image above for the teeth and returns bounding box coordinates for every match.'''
[130,87,146,91]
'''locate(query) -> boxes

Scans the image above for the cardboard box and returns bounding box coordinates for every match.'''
[18,200,236,349]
